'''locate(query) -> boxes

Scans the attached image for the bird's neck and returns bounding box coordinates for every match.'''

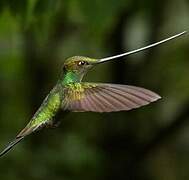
[61,71,82,85]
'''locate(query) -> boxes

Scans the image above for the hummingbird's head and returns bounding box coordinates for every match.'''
[61,31,186,84]
[62,56,98,82]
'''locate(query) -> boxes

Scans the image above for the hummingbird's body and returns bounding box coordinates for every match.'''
[17,85,62,137]
[0,31,186,157]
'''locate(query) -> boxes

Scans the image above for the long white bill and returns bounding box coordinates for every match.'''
[99,31,187,63]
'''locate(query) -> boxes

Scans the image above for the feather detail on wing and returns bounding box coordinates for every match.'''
[62,83,161,112]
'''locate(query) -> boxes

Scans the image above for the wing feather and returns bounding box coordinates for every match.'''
[99,87,130,110]
[101,87,139,108]
[62,83,161,112]
[84,89,99,111]
[106,86,149,105]
[93,88,117,111]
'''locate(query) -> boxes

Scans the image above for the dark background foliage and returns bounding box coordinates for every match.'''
[0,0,189,180]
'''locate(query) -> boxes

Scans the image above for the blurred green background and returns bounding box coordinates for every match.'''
[0,0,189,180]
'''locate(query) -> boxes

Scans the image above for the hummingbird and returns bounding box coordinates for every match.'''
[0,31,186,157]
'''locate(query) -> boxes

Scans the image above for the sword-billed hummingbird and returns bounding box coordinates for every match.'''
[0,31,186,157]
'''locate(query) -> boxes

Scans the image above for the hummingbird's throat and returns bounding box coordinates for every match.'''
[62,71,82,84]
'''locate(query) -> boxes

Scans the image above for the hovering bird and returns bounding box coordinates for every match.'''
[0,31,186,157]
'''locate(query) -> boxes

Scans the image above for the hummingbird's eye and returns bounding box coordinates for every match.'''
[78,61,86,66]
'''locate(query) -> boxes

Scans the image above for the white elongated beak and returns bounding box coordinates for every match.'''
[97,31,187,63]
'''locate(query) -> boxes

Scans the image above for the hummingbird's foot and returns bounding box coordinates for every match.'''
[46,120,61,129]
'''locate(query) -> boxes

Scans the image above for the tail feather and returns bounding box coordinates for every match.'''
[0,125,36,158]
[0,123,45,158]
[0,136,24,158]
[16,125,35,138]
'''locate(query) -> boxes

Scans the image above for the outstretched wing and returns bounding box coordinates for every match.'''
[62,83,161,112]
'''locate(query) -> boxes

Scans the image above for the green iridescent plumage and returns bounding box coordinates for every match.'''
[17,88,62,137]
[0,31,186,157]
